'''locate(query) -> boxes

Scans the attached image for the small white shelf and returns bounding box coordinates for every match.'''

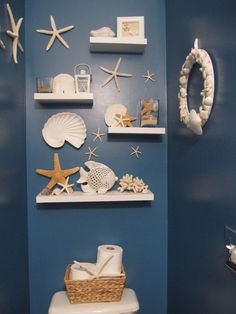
[36,190,154,203]
[89,37,147,53]
[34,93,93,104]
[108,127,166,135]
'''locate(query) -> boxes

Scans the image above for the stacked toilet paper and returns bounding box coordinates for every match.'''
[69,245,123,280]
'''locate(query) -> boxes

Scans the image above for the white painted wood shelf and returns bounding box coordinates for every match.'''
[108,127,166,135]
[36,190,154,203]
[34,93,93,104]
[89,37,147,53]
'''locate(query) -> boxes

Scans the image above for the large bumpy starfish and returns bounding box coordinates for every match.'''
[114,110,137,127]
[6,3,24,64]
[36,16,74,51]
[100,58,132,92]
[36,153,79,195]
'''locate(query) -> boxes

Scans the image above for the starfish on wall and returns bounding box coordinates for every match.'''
[85,147,98,160]
[142,70,156,83]
[100,57,132,92]
[6,3,24,64]
[91,128,106,142]
[130,146,142,158]
[114,110,137,127]
[36,152,80,195]
[36,16,74,51]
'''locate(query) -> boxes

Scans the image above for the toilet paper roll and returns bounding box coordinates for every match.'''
[70,263,95,280]
[96,245,123,276]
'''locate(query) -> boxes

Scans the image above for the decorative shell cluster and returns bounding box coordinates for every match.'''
[118,174,148,193]
[178,39,214,135]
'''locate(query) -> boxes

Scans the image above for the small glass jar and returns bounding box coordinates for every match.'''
[36,77,53,93]
[139,98,159,127]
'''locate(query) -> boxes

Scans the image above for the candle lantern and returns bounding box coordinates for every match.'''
[74,64,92,93]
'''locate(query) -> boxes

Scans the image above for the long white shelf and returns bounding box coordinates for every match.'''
[89,37,147,53]
[108,127,166,134]
[36,190,154,203]
[34,93,93,104]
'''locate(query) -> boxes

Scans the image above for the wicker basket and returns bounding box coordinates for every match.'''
[64,264,126,304]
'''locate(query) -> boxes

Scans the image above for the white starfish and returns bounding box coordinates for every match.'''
[100,58,132,92]
[6,3,24,64]
[36,16,74,51]
[57,177,74,194]
[91,128,106,142]
[130,146,142,158]
[142,70,156,83]
[85,147,99,160]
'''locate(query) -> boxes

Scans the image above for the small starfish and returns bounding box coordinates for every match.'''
[100,57,132,92]
[36,15,74,51]
[85,147,98,160]
[130,146,142,158]
[91,128,106,142]
[140,99,156,116]
[114,110,137,127]
[36,153,79,194]
[57,176,74,194]
[6,3,24,64]
[142,70,156,83]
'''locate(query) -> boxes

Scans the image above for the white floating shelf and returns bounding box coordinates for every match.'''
[89,37,147,53]
[108,127,166,135]
[36,190,154,203]
[34,93,93,104]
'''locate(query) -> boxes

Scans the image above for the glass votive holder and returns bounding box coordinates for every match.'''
[36,77,53,93]
[139,98,159,127]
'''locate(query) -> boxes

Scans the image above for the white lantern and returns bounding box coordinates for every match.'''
[74,64,92,93]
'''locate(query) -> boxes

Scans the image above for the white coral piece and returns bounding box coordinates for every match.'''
[118,174,148,193]
[132,177,149,193]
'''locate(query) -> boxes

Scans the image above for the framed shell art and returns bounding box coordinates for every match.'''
[117,16,145,39]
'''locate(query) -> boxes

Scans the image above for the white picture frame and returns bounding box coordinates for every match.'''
[117,16,145,39]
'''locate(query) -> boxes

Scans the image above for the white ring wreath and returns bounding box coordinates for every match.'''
[178,39,215,135]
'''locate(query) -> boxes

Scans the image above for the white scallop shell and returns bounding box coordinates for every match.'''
[42,112,86,148]
[53,74,75,94]
[104,104,127,127]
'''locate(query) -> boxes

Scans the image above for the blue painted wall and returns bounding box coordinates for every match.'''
[25,1,167,314]
[167,1,236,314]
[0,1,29,314]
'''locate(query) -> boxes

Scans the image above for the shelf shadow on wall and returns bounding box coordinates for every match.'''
[36,200,152,211]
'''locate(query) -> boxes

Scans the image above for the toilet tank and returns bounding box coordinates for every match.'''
[49,288,139,314]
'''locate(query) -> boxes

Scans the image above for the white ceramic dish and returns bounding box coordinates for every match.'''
[42,112,86,148]
[104,103,127,127]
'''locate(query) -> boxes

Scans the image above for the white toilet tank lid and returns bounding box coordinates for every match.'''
[48,288,139,314]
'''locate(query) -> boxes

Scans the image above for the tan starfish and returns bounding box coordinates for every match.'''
[114,110,137,127]
[85,147,98,160]
[140,99,156,116]
[142,70,155,83]
[36,153,79,194]
[130,146,142,158]
[91,128,106,142]
[36,15,74,51]
[6,3,24,64]
[58,177,74,194]
[100,58,132,92]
